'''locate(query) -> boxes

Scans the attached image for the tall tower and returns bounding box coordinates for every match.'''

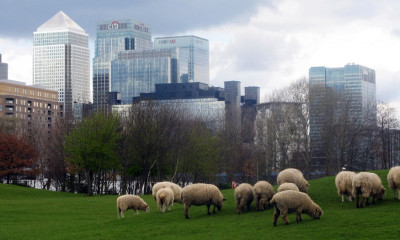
[93,19,152,111]
[154,36,209,85]
[33,11,90,112]
[0,54,8,80]
[309,63,376,170]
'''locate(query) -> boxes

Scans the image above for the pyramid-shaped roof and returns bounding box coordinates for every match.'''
[36,11,86,34]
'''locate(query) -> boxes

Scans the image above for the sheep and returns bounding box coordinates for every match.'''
[152,181,182,203]
[270,190,323,226]
[335,171,356,202]
[234,183,254,214]
[277,168,309,193]
[253,181,275,211]
[117,194,150,218]
[156,187,174,213]
[387,166,400,200]
[181,183,226,219]
[277,182,299,193]
[352,172,386,208]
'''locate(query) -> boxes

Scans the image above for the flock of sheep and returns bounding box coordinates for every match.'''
[116,166,400,226]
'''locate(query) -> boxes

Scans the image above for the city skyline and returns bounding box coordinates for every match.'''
[1,1,400,115]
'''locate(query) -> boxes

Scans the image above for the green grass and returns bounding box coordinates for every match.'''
[1,169,400,239]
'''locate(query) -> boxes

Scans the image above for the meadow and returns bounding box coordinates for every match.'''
[1,169,400,240]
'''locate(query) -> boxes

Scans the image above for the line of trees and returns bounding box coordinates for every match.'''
[1,78,399,195]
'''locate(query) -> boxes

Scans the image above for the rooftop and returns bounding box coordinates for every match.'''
[36,11,86,34]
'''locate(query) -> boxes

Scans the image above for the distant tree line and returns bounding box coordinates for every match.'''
[1,78,399,195]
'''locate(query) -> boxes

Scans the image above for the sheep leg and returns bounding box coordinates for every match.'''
[273,207,280,226]
[355,193,360,208]
[135,209,138,214]
[296,213,302,223]
[341,195,345,203]
[366,198,369,206]
[237,204,242,214]
[212,205,216,214]
[360,197,365,208]
[117,208,121,219]
[121,210,125,218]
[282,215,289,225]
[397,189,400,200]
[184,205,190,219]
[207,204,211,215]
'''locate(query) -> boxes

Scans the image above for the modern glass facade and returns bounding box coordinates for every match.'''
[309,64,376,168]
[111,49,178,104]
[33,11,90,112]
[112,98,225,131]
[154,36,209,85]
[93,19,152,111]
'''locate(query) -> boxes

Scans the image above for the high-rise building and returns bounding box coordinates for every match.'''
[154,36,209,85]
[309,63,376,170]
[0,54,8,80]
[93,19,152,111]
[111,49,178,104]
[244,86,260,106]
[33,11,90,112]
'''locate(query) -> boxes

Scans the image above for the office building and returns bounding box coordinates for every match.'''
[33,11,90,112]
[93,19,152,111]
[309,63,376,170]
[0,80,63,132]
[244,86,260,106]
[0,54,8,80]
[111,49,178,104]
[154,36,209,85]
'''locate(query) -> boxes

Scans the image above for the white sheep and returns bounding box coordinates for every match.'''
[277,168,309,193]
[152,181,182,203]
[277,182,299,193]
[387,166,400,200]
[156,187,174,213]
[116,194,150,218]
[253,181,275,211]
[234,183,254,214]
[335,171,356,202]
[270,190,323,226]
[352,172,386,208]
[181,183,226,219]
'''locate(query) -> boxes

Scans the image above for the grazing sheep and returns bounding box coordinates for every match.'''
[387,166,400,200]
[156,187,174,213]
[352,172,386,208]
[234,183,254,214]
[335,171,356,202]
[181,183,226,219]
[270,190,323,226]
[277,183,299,193]
[152,181,182,203]
[253,181,275,211]
[277,168,309,193]
[117,195,150,218]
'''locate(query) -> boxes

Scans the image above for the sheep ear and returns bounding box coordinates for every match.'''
[223,198,227,201]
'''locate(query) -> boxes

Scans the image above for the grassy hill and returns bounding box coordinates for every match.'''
[1,169,399,240]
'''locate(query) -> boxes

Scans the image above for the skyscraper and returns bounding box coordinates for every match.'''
[33,11,90,112]
[309,63,376,170]
[154,36,209,84]
[0,54,8,80]
[93,19,152,111]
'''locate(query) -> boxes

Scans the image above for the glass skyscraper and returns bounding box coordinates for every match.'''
[33,11,90,112]
[154,36,209,85]
[93,19,152,111]
[111,49,178,104]
[309,64,376,169]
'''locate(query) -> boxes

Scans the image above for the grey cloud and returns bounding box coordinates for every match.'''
[0,0,271,39]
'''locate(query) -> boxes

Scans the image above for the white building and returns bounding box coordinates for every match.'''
[33,11,90,112]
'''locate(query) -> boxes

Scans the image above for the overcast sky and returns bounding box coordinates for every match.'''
[1,0,400,113]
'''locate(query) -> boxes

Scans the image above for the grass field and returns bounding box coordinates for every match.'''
[1,169,400,240]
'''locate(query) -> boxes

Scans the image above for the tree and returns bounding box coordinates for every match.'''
[0,132,39,184]
[64,111,121,195]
